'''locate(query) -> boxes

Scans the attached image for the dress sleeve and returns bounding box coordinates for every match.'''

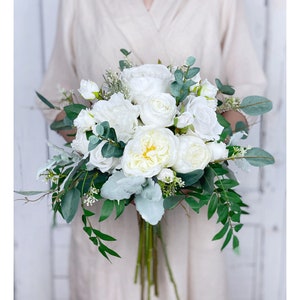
[220,0,267,126]
[36,0,78,123]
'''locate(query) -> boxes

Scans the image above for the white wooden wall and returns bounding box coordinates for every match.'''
[14,1,286,299]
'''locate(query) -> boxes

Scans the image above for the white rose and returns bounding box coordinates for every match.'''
[89,141,120,173]
[140,93,177,127]
[207,141,228,162]
[184,96,223,141]
[175,111,194,129]
[78,79,100,100]
[122,126,178,178]
[198,79,218,109]
[157,168,175,183]
[73,108,95,132]
[91,93,140,142]
[172,135,212,173]
[120,64,173,104]
[70,129,89,155]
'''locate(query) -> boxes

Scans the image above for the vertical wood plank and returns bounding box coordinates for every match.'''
[14,0,53,299]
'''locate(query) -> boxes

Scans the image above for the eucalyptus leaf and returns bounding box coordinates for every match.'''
[186,56,196,66]
[174,69,184,83]
[101,142,124,158]
[14,190,49,196]
[244,147,275,166]
[215,78,235,95]
[186,67,200,79]
[61,188,80,223]
[163,195,185,210]
[50,117,73,131]
[177,169,204,186]
[120,48,131,56]
[240,96,272,116]
[64,104,86,120]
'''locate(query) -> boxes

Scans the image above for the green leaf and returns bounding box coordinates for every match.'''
[240,96,273,116]
[212,222,229,241]
[96,123,105,136]
[89,236,99,246]
[50,117,73,131]
[186,56,196,66]
[36,91,56,109]
[163,195,185,210]
[114,200,125,219]
[120,48,131,56]
[64,104,86,120]
[101,142,124,158]
[186,67,200,79]
[233,235,239,250]
[83,209,95,217]
[201,167,215,194]
[177,169,204,186]
[99,243,121,258]
[61,188,80,223]
[215,179,239,189]
[174,69,184,84]
[185,197,200,213]
[88,136,101,151]
[234,224,244,232]
[217,204,229,224]
[14,190,49,196]
[231,212,241,222]
[207,194,218,220]
[215,78,235,95]
[244,147,275,166]
[99,200,115,222]
[170,81,182,97]
[93,229,116,241]
[221,228,233,250]
[83,226,92,236]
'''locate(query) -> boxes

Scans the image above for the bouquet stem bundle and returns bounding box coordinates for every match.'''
[135,214,180,300]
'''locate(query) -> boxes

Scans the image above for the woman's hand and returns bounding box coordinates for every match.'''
[55,110,77,143]
[222,110,248,132]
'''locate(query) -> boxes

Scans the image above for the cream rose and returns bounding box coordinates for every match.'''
[91,93,140,142]
[120,64,173,104]
[121,127,178,178]
[140,93,177,127]
[172,135,212,173]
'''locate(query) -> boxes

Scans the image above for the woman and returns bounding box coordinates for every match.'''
[37,0,266,299]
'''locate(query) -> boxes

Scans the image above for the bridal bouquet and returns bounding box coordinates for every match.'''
[20,49,274,299]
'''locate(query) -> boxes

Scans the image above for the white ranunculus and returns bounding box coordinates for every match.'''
[135,179,165,225]
[120,64,173,104]
[207,141,228,162]
[175,111,194,129]
[73,108,95,132]
[101,171,146,201]
[70,129,90,155]
[140,93,177,127]
[157,168,175,183]
[78,79,100,100]
[91,93,140,142]
[172,135,212,173]
[184,96,223,141]
[122,126,178,178]
[89,141,120,173]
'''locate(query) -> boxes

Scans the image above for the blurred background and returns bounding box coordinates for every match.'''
[14,0,286,299]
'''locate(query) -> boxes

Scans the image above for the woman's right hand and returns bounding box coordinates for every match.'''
[55,110,77,143]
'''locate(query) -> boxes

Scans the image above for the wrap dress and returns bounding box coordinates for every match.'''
[38,1,266,299]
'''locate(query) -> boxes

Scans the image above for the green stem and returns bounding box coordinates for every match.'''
[134,215,143,284]
[146,223,153,300]
[157,224,180,300]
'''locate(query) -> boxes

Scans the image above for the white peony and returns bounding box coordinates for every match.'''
[134,179,165,225]
[140,93,177,127]
[70,129,90,155]
[73,108,95,132]
[122,126,178,178]
[89,141,120,173]
[184,95,223,141]
[120,64,173,104]
[172,135,212,173]
[78,79,100,100]
[91,93,140,142]
[207,141,228,162]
